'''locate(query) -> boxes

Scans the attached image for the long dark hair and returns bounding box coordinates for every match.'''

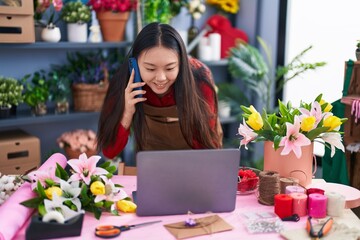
[97,22,222,153]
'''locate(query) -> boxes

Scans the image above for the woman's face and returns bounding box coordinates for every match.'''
[138,46,180,96]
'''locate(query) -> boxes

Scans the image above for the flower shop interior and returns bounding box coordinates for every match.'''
[1,0,360,239]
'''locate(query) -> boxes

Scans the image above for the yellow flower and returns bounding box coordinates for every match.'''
[206,0,239,14]
[116,200,137,213]
[320,99,333,112]
[90,181,105,195]
[300,116,316,132]
[246,105,263,130]
[44,186,62,200]
[323,115,342,131]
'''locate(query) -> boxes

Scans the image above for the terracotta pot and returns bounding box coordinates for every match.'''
[263,141,314,187]
[65,147,98,160]
[96,11,129,42]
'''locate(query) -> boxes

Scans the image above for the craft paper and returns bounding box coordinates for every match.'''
[164,215,233,239]
[0,153,67,240]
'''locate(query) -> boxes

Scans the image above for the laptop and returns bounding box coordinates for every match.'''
[134,148,240,216]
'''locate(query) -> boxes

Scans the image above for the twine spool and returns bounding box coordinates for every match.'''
[280,177,299,194]
[258,171,280,205]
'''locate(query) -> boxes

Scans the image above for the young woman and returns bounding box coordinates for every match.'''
[97,22,223,159]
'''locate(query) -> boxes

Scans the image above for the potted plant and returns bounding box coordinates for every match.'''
[228,38,326,111]
[64,51,110,111]
[57,129,98,159]
[22,71,50,116]
[48,68,71,114]
[87,0,137,41]
[0,76,24,118]
[61,1,91,42]
[238,94,347,186]
[356,40,360,61]
[34,0,63,42]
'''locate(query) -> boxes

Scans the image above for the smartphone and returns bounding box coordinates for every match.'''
[128,57,143,98]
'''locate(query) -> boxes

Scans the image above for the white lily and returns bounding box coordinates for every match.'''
[320,132,345,157]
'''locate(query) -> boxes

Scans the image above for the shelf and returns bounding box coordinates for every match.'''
[219,116,238,124]
[0,41,132,49]
[0,110,100,128]
[203,59,228,67]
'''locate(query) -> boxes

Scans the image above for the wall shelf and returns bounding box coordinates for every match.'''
[0,110,99,128]
[0,41,132,50]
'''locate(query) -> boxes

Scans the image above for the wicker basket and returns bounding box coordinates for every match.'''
[72,80,109,112]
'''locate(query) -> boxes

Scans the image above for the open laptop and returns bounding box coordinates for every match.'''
[134,148,240,216]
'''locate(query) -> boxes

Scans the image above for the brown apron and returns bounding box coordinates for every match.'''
[142,104,192,150]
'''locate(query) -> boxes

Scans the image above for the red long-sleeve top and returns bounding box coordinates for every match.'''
[103,59,217,159]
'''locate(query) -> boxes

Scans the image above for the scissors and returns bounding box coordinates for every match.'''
[306,216,333,239]
[95,220,162,238]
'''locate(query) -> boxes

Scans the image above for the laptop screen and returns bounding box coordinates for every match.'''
[135,149,240,216]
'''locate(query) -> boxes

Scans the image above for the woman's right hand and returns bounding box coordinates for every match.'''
[121,70,146,129]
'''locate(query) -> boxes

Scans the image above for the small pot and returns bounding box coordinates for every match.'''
[55,101,69,114]
[0,106,11,119]
[41,24,61,43]
[32,103,47,116]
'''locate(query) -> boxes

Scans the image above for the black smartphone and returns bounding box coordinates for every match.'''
[128,57,143,98]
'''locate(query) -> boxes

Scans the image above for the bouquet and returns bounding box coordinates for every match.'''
[20,153,136,220]
[57,129,97,154]
[238,94,347,158]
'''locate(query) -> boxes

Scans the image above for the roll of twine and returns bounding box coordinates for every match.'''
[279,177,299,194]
[258,171,280,206]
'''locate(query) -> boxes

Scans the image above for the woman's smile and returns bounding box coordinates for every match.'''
[138,46,179,96]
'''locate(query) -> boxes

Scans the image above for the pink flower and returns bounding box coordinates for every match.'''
[28,167,61,190]
[67,153,108,185]
[238,119,258,149]
[279,117,311,158]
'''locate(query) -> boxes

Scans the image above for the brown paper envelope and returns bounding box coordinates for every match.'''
[164,215,233,239]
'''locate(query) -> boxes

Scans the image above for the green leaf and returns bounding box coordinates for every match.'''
[37,181,47,198]
[55,163,69,180]
[306,127,329,141]
[20,197,44,208]
[273,135,282,149]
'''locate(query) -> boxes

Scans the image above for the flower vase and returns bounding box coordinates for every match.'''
[263,141,314,186]
[187,17,199,58]
[41,24,61,43]
[96,11,129,42]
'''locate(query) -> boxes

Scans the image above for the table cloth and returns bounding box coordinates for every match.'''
[11,175,360,240]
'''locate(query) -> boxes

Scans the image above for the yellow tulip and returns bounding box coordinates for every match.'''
[246,105,263,130]
[300,116,316,132]
[116,200,137,213]
[323,116,342,131]
[90,181,105,195]
[320,99,333,112]
[44,186,62,200]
